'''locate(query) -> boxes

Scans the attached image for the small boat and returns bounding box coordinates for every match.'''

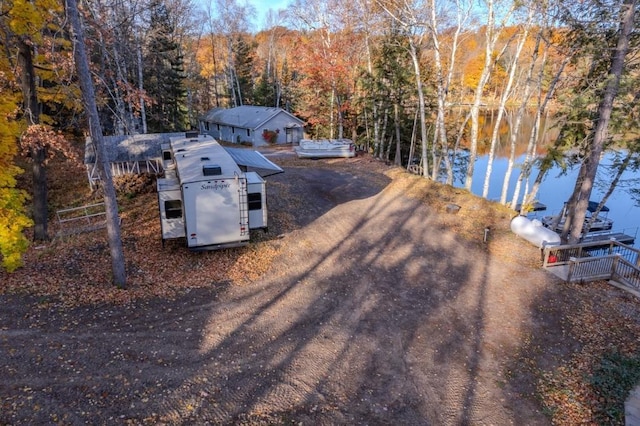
[541,201,614,233]
[295,139,356,158]
[515,202,547,213]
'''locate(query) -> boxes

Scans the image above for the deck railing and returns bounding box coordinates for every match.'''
[86,159,162,189]
[543,240,640,268]
[611,257,640,294]
[542,241,640,297]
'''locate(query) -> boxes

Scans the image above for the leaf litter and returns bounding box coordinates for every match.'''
[1,152,640,424]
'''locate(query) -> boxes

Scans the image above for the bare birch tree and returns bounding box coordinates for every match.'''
[464,0,515,191]
[429,0,473,183]
[515,50,572,211]
[501,26,544,206]
[481,3,534,199]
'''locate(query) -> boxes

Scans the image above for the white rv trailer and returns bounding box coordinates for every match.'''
[157,134,270,250]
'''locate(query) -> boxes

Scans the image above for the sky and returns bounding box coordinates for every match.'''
[245,0,292,29]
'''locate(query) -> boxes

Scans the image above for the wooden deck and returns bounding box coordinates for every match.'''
[581,231,635,245]
[543,241,640,297]
[545,257,615,283]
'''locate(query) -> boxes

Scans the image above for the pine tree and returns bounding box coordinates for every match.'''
[253,66,277,106]
[232,35,256,105]
[144,0,188,132]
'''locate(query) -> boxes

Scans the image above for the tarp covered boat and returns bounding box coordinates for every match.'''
[541,201,613,233]
[295,139,356,158]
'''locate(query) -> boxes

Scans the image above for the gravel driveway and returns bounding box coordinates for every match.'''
[1,156,559,424]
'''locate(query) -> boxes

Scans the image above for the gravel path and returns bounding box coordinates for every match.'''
[1,159,558,424]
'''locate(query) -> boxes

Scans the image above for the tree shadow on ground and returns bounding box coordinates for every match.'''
[0,159,579,425]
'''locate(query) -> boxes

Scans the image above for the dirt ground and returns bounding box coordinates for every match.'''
[1,151,639,424]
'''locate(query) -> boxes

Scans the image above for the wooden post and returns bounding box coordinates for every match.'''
[611,253,622,280]
[567,257,577,282]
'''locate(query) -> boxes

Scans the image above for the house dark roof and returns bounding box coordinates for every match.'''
[201,106,304,130]
[84,132,186,164]
[84,133,284,178]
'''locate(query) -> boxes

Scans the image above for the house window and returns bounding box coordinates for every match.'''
[247,129,250,137]
[165,200,182,219]
[205,122,210,131]
[232,127,235,134]
[163,150,172,161]
[216,124,220,131]
[248,193,262,211]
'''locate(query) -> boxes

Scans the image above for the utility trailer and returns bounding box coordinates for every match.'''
[157,134,274,250]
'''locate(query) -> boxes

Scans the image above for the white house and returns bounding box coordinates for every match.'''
[199,106,305,146]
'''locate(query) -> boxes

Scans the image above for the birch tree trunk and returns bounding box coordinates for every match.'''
[502,29,543,206]
[66,0,127,287]
[563,0,635,244]
[407,109,418,170]
[359,0,379,155]
[394,102,402,166]
[465,0,497,191]
[517,52,572,210]
[137,41,148,134]
[482,6,533,199]
[584,153,631,232]
[409,39,429,178]
[373,99,383,156]
[378,2,429,176]
[428,0,470,183]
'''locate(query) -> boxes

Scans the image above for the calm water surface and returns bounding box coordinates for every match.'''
[456,152,640,238]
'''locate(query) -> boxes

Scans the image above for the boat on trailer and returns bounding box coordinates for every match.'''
[295,139,356,158]
[541,201,614,233]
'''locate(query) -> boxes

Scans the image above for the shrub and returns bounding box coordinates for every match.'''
[590,351,640,424]
[262,129,278,144]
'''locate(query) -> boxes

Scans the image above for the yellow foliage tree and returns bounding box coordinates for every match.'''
[0,80,32,272]
[1,0,77,271]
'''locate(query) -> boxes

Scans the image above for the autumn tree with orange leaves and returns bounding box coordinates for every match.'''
[289,0,364,139]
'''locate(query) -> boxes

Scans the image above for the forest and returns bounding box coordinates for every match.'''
[1,0,639,273]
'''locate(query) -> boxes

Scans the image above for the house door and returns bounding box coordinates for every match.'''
[286,128,293,143]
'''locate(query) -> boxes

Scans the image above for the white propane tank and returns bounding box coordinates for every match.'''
[510,215,561,249]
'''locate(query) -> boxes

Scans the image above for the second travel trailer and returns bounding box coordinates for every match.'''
[157,134,278,250]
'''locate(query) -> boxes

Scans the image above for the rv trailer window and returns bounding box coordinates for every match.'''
[165,200,182,219]
[248,193,262,211]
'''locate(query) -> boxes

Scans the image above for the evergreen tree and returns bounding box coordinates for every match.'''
[253,66,277,107]
[361,28,415,161]
[231,34,256,105]
[144,0,188,132]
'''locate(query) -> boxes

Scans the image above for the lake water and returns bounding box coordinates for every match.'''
[455,152,640,241]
